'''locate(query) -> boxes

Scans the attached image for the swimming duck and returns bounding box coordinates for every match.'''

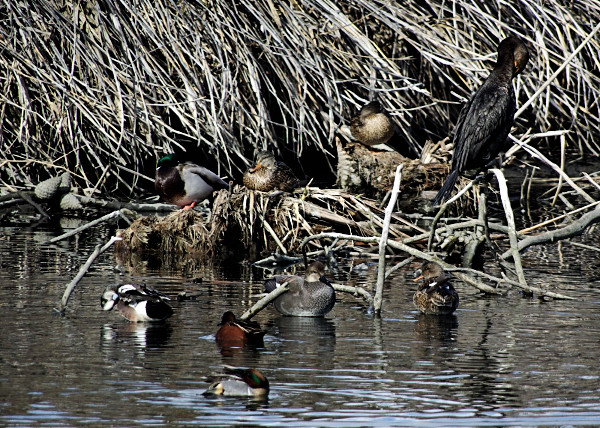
[203,367,270,398]
[101,284,173,322]
[263,261,335,317]
[413,262,459,315]
[215,311,266,347]
[433,36,529,205]
[155,153,229,209]
[242,151,299,192]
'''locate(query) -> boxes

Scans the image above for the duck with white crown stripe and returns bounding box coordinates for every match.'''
[101,284,173,322]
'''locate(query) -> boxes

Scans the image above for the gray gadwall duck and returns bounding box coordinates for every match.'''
[433,36,529,205]
[101,284,173,322]
[413,262,459,315]
[203,367,269,398]
[155,153,229,209]
[264,261,335,317]
[243,151,299,192]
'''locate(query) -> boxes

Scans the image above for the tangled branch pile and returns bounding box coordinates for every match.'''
[1,0,599,196]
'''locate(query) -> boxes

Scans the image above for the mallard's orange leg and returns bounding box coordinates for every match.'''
[183,201,196,210]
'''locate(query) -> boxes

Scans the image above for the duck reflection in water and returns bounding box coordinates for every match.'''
[101,322,173,355]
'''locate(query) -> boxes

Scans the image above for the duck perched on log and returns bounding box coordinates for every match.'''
[155,153,229,209]
[101,284,173,322]
[243,151,299,192]
[413,262,459,315]
[264,261,335,317]
[350,101,417,158]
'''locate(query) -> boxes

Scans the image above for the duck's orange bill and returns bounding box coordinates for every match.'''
[249,163,263,173]
[413,275,424,282]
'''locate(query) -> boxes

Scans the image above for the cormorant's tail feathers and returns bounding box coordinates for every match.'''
[432,170,459,206]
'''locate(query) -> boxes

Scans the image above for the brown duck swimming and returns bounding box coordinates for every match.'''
[215,311,266,348]
[264,261,335,317]
[243,151,300,192]
[413,262,459,315]
[433,36,529,205]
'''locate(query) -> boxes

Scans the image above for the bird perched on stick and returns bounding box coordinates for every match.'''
[350,101,418,158]
[243,151,300,192]
[433,36,529,205]
[155,153,229,209]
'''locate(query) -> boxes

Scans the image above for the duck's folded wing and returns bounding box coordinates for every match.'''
[185,164,229,190]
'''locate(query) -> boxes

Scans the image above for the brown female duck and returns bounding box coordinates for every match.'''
[243,151,299,192]
[413,262,459,315]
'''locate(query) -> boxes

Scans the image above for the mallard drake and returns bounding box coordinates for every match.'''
[203,367,270,398]
[101,284,173,322]
[264,261,335,317]
[155,153,229,209]
[242,151,299,192]
[215,311,266,347]
[433,36,529,205]
[413,262,459,315]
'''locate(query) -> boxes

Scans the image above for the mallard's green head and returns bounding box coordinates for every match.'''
[157,153,180,168]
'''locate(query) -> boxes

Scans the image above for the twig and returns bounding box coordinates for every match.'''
[239,284,290,320]
[56,236,122,314]
[332,283,373,305]
[490,169,528,288]
[513,21,600,120]
[502,204,600,259]
[72,194,176,212]
[17,190,50,218]
[374,164,403,315]
[46,209,138,244]
[518,200,600,234]
[428,177,479,251]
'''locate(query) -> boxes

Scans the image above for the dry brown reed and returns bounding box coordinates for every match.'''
[1,0,599,198]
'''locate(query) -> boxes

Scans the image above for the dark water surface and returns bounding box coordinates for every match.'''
[1,222,600,426]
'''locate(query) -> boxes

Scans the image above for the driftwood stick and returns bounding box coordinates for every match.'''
[374,164,403,315]
[491,169,528,288]
[18,190,50,218]
[301,232,503,295]
[502,204,600,260]
[46,209,138,244]
[239,284,290,320]
[518,200,600,234]
[57,236,122,314]
[428,178,478,251]
[332,283,373,305]
[509,135,595,203]
[72,194,176,212]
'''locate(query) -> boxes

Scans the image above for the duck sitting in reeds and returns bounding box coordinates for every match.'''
[350,101,417,158]
[101,284,173,322]
[263,261,335,317]
[155,153,229,209]
[412,262,459,315]
[215,311,266,348]
[203,367,270,398]
[243,151,299,192]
